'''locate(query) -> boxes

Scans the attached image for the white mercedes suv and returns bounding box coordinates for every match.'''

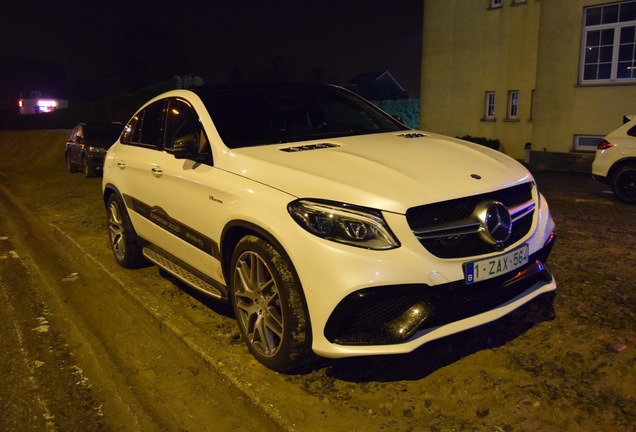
[102,83,557,372]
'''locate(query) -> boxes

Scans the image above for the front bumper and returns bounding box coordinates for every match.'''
[324,234,555,346]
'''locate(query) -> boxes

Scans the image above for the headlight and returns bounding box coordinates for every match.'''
[88,146,106,154]
[287,199,399,250]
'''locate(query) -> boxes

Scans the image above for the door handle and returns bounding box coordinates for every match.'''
[117,160,125,169]
[151,166,163,178]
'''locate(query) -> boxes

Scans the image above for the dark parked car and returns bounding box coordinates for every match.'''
[65,123,123,177]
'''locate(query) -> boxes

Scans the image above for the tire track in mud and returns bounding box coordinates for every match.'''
[0,181,282,432]
[0,202,106,431]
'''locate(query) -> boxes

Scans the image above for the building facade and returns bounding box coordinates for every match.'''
[420,0,636,171]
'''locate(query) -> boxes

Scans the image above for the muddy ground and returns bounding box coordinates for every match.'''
[1,130,635,431]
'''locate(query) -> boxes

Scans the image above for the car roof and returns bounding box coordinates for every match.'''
[188,82,343,98]
[76,122,123,127]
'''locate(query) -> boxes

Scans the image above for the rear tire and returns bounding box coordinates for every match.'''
[66,154,78,173]
[82,156,95,178]
[106,193,145,268]
[230,235,314,373]
[612,165,636,204]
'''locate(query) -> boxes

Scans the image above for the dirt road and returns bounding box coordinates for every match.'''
[1,130,634,431]
[0,136,282,431]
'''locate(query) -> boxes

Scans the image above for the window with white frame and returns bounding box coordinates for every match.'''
[581,1,636,83]
[489,0,502,9]
[574,135,604,152]
[484,91,496,120]
[507,91,519,120]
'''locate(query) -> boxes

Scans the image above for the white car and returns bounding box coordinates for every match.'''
[592,115,636,203]
[102,84,557,372]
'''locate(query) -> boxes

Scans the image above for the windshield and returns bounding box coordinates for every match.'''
[199,85,408,149]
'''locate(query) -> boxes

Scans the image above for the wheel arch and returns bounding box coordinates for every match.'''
[220,220,297,285]
[222,220,316,371]
[102,183,121,207]
[608,157,636,182]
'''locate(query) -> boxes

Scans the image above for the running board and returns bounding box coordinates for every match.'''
[143,248,224,299]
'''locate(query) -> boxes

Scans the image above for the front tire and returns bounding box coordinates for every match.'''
[106,193,145,268]
[230,235,314,372]
[612,165,636,204]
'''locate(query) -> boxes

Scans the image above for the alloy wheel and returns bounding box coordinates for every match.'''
[233,250,284,358]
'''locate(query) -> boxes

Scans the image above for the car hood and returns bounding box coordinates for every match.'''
[223,131,534,213]
[86,141,112,150]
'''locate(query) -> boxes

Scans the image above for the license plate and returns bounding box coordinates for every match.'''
[464,244,529,284]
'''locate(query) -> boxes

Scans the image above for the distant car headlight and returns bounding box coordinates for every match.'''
[88,146,107,154]
[288,199,400,250]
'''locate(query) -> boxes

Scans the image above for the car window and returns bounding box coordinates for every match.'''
[628,124,636,137]
[164,98,212,163]
[70,126,81,142]
[200,85,407,148]
[164,99,200,150]
[316,92,383,131]
[121,100,165,149]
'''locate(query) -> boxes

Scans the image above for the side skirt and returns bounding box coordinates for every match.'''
[142,247,228,301]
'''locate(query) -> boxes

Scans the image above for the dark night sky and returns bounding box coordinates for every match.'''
[0,1,423,108]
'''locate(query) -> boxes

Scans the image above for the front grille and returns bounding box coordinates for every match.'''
[405,183,535,258]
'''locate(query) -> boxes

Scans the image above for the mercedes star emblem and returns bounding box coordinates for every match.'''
[475,201,512,245]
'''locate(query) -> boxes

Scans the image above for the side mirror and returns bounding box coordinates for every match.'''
[173,132,208,162]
